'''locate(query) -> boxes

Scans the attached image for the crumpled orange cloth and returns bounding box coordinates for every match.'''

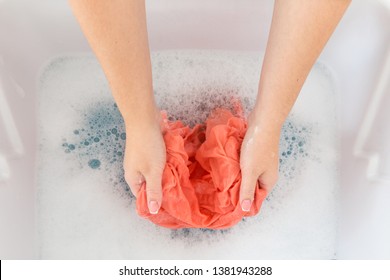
[136,104,267,229]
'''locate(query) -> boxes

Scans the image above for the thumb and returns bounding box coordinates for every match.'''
[144,170,163,214]
[239,170,259,212]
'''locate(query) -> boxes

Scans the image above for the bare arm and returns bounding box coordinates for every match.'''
[69,0,156,123]
[69,0,164,214]
[254,0,351,126]
[240,0,351,211]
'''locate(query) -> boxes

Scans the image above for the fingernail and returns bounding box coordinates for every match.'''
[241,199,252,212]
[148,200,159,214]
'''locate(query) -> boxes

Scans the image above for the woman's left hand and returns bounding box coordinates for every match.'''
[239,111,281,212]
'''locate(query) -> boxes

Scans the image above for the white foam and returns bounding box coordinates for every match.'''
[37,50,338,259]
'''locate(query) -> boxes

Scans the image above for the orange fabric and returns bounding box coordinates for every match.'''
[136,104,267,229]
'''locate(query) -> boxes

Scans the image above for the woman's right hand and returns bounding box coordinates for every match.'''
[69,0,164,213]
[123,108,166,214]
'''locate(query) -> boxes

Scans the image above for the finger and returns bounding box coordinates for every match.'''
[144,169,163,215]
[239,169,259,212]
[124,168,145,198]
[257,169,278,194]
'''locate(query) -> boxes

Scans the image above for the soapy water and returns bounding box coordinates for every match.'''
[37,51,337,259]
[61,103,129,193]
[60,101,311,198]
[59,97,312,240]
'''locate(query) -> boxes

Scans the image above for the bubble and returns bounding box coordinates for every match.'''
[88,159,101,169]
[84,141,89,146]
[120,133,126,140]
[73,130,79,135]
[94,137,100,143]
[68,144,75,150]
[111,128,117,134]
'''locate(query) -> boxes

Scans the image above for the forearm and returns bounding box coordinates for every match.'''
[253,0,351,130]
[68,0,155,126]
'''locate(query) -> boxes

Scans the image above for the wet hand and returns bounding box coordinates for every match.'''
[239,111,280,212]
[123,109,166,214]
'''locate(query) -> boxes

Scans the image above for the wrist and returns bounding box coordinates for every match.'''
[248,107,284,136]
[123,106,161,131]
[119,97,161,128]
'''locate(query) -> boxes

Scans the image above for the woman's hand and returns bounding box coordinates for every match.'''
[239,111,280,211]
[123,109,166,214]
[69,0,164,214]
[238,0,351,212]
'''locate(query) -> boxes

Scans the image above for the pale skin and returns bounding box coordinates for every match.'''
[69,0,351,214]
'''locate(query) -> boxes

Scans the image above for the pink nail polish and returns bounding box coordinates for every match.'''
[149,200,159,214]
[241,199,252,212]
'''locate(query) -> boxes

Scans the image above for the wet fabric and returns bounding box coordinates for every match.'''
[136,105,267,229]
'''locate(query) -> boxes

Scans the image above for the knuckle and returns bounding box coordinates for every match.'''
[146,188,162,195]
[146,188,162,200]
[240,185,256,199]
[123,168,144,188]
[259,173,279,190]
